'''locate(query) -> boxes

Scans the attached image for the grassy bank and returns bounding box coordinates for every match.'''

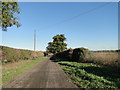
[58,61,120,89]
[2,57,47,84]
[0,46,44,63]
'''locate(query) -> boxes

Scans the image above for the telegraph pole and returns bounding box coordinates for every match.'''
[34,30,36,58]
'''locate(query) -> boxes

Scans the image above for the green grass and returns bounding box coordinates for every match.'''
[2,57,47,84]
[58,61,120,89]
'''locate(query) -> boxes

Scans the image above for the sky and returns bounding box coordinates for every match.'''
[1,2,118,51]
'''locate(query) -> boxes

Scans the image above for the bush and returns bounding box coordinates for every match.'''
[43,52,48,56]
[55,49,73,61]
[72,48,89,62]
[51,47,90,62]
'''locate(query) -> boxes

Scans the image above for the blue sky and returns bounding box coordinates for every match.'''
[2,2,118,51]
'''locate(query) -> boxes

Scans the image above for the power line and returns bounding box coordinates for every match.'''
[57,2,112,24]
[41,2,112,30]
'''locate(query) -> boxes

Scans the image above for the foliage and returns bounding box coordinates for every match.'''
[72,48,90,62]
[0,46,44,63]
[52,47,119,69]
[53,48,73,60]
[46,34,67,54]
[1,1,21,31]
[58,61,120,89]
[43,52,48,56]
[51,47,90,62]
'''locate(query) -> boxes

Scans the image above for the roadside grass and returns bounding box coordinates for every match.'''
[2,57,47,84]
[58,61,120,89]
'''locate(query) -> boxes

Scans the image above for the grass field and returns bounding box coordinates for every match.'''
[58,61,120,89]
[85,51,119,68]
[2,57,47,84]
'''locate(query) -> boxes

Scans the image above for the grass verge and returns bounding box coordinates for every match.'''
[58,61,120,89]
[2,57,47,84]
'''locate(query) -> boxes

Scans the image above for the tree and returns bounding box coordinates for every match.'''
[46,34,67,54]
[0,1,21,31]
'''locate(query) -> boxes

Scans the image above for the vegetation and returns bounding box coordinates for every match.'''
[43,52,48,56]
[2,57,47,84]
[58,61,120,89]
[72,48,89,62]
[51,47,119,69]
[84,51,119,69]
[0,46,44,63]
[51,47,90,62]
[51,48,73,60]
[50,47,119,88]
[46,34,67,54]
[1,1,21,31]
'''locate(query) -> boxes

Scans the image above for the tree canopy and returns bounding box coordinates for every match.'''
[0,1,21,31]
[46,34,67,54]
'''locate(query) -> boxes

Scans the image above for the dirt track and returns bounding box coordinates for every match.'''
[3,58,78,88]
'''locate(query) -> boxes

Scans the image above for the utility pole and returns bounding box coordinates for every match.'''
[34,30,36,58]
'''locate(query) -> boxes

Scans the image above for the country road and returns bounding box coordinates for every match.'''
[3,58,78,88]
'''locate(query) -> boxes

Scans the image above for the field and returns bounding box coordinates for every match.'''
[2,57,47,84]
[58,61,120,89]
[85,51,119,69]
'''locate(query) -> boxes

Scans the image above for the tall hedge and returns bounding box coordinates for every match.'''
[55,49,73,60]
[72,48,89,62]
[51,47,90,62]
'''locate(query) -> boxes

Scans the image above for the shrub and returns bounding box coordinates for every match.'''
[43,52,48,56]
[54,49,73,61]
[72,48,90,62]
[52,47,90,62]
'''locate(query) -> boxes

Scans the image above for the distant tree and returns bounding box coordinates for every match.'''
[46,34,67,54]
[43,52,48,56]
[0,1,21,31]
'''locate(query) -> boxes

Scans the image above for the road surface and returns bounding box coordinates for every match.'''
[3,58,78,88]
